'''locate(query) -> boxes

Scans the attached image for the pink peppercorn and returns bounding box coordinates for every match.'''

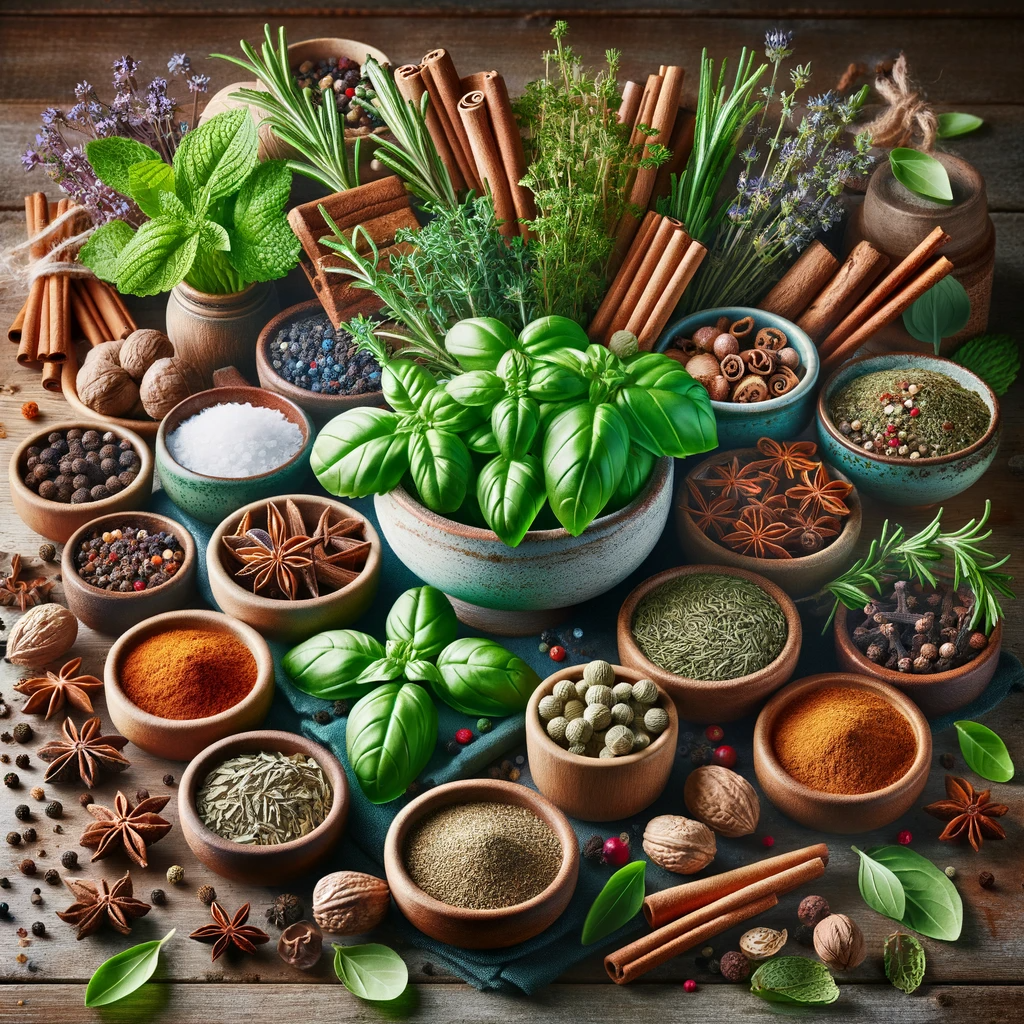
[602,836,630,867]
[888,438,899,447]
[345,87,356,97]
[898,829,912,845]
[705,725,724,743]
[548,645,567,662]
[762,835,775,848]
[133,580,146,592]
[683,979,697,993]
[712,745,737,768]
[910,407,920,417]
[454,728,473,745]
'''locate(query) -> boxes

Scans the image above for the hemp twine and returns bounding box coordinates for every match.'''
[861,53,938,151]
[0,205,98,293]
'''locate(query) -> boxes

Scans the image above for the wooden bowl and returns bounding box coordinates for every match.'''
[834,605,1002,718]
[616,565,802,724]
[60,356,160,440]
[179,730,349,884]
[61,511,197,634]
[753,673,932,833]
[8,421,154,543]
[384,779,578,949]
[104,609,275,761]
[525,665,678,821]
[207,493,382,643]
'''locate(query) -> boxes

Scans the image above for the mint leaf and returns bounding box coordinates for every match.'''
[127,159,175,219]
[185,249,245,296]
[79,219,135,283]
[174,108,257,211]
[199,219,231,253]
[226,160,299,282]
[883,931,926,994]
[750,957,839,1005]
[115,216,200,296]
[86,137,162,196]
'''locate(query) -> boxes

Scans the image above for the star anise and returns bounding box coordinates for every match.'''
[14,657,103,719]
[749,438,820,479]
[785,462,854,517]
[923,775,1008,852]
[703,457,764,500]
[190,901,270,961]
[56,871,150,939]
[308,509,372,591]
[721,508,793,559]
[37,716,130,788]
[684,479,737,538]
[780,509,843,554]
[0,554,54,611]
[80,790,172,868]
[227,500,321,600]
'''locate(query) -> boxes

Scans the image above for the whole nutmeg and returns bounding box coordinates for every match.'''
[719,950,751,983]
[642,814,716,874]
[712,332,740,360]
[813,913,866,971]
[5,604,78,667]
[683,765,760,837]
[119,329,174,381]
[776,346,801,369]
[685,352,722,391]
[706,374,730,402]
[278,920,323,970]
[77,355,140,417]
[692,325,720,352]
[798,894,831,929]
[312,871,391,935]
[140,356,203,419]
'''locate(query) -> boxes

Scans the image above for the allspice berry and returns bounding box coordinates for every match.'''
[60,851,78,870]
[166,865,185,885]
[196,883,216,905]
[813,913,866,971]
[720,950,750,983]
[19,859,36,876]
[12,723,32,744]
[798,894,831,929]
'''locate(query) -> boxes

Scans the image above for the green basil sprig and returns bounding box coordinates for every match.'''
[581,860,646,946]
[853,845,905,922]
[954,720,1015,782]
[884,931,926,994]
[85,929,175,1007]
[749,956,840,1006]
[434,639,541,716]
[333,943,408,1001]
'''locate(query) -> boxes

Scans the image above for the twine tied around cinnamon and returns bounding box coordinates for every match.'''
[0,204,95,291]
[861,53,938,151]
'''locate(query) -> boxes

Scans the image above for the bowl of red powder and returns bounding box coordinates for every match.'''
[104,608,275,761]
[752,672,931,834]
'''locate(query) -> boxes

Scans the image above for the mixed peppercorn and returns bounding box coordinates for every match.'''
[268,313,382,396]
[22,429,141,504]
[73,526,185,593]
[293,55,384,130]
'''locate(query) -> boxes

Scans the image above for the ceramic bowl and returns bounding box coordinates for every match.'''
[616,565,802,723]
[384,779,579,949]
[375,457,674,636]
[675,448,862,600]
[155,384,315,524]
[9,421,154,543]
[61,511,197,634]
[816,353,1000,505]
[753,672,932,833]
[657,306,819,449]
[104,609,275,761]
[255,300,385,426]
[179,730,349,884]
[525,665,678,821]
[207,493,382,643]
[834,605,1002,718]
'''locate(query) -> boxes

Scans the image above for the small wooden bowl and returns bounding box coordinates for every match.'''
[525,665,678,821]
[61,355,160,441]
[104,609,275,761]
[834,605,1002,718]
[616,565,801,724]
[179,730,349,884]
[384,779,578,949]
[207,493,382,643]
[675,449,862,600]
[8,421,154,543]
[753,673,932,833]
[61,511,197,635]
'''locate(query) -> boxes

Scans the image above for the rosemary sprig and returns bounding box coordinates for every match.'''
[823,501,1015,633]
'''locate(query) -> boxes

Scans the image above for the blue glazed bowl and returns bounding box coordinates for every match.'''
[816,353,1000,506]
[657,306,819,450]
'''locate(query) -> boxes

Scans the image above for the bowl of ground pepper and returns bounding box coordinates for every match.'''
[104,609,275,761]
[384,779,579,949]
[753,673,932,833]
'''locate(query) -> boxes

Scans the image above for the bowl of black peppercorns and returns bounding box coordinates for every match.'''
[9,422,154,543]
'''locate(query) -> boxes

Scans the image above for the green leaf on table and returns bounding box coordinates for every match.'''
[85,137,162,196]
[84,928,175,1007]
[884,931,926,994]
[174,108,258,210]
[385,586,458,659]
[311,407,410,498]
[126,159,175,219]
[749,956,840,1005]
[281,630,386,700]
[955,720,1015,782]
[581,860,646,946]
[434,637,542,716]
[78,219,135,283]
[902,275,971,355]
[866,845,963,941]
[937,112,984,138]
[476,453,547,546]
[333,943,408,1001]
[890,148,954,202]
[853,845,906,922]
[226,159,299,282]
[114,215,200,297]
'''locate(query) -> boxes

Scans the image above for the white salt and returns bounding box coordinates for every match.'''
[167,402,303,478]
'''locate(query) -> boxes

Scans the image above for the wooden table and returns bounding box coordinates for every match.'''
[1,3,1021,1020]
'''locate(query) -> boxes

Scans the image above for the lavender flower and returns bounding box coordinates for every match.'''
[187,73,210,94]
[764,29,794,63]
[112,56,140,86]
[167,53,191,75]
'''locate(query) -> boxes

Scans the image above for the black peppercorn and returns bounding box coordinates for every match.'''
[4,773,19,788]
[333,700,349,717]
[14,805,31,822]
[979,871,995,889]
[0,903,9,920]
[582,835,605,861]
[19,859,35,876]
[265,893,303,928]
[12,723,32,744]
[6,832,21,846]
[14,754,30,770]
[60,851,77,870]
[312,709,332,725]
[21,829,36,843]
[446,739,460,755]
[939,752,956,770]
[43,869,59,886]
[136,788,149,803]
[29,888,42,906]
[0,877,9,888]
[44,801,61,819]
[31,921,45,937]
[151,889,167,906]
[79,793,93,807]
[38,544,56,563]
[708,958,721,975]
[162,774,175,786]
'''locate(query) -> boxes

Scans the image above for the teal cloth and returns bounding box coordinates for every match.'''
[150,490,1024,993]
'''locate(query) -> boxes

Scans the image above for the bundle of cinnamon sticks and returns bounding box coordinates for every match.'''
[589,211,707,350]
[606,843,829,985]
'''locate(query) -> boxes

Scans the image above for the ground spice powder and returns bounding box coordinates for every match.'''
[120,628,257,720]
[771,686,917,794]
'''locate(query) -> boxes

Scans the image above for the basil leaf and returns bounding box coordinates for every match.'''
[937,112,983,138]
[624,352,696,395]
[174,108,258,210]
[889,148,954,203]
[346,682,437,804]
[85,136,163,197]
[127,159,175,219]
[496,348,532,390]
[903,276,971,356]
[750,957,840,1005]
[608,444,655,510]
[404,659,443,688]
[476,454,547,546]
[114,216,200,297]
[382,360,438,414]
[866,845,963,941]
[614,385,714,457]
[954,720,1015,782]
[492,395,541,459]
[355,657,408,686]
[226,159,299,283]
[85,929,175,1007]
[527,360,587,402]
[519,315,589,358]
[884,931,926,994]
[445,370,506,408]
[420,387,484,432]
[434,637,542,716]
[282,630,386,699]
[385,586,458,659]
[311,408,410,498]
[853,845,906,922]
[581,860,646,945]
[333,943,408,1002]
[465,422,500,454]
[445,316,517,370]
[408,428,471,514]
[79,219,135,284]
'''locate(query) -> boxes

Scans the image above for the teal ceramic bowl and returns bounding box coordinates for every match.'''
[816,353,1000,506]
[657,306,819,450]
[156,385,315,524]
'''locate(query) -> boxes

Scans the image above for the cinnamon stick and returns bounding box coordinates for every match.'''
[625,223,691,338]
[421,48,480,191]
[637,239,708,350]
[84,277,133,341]
[588,210,659,341]
[395,64,465,193]
[796,240,889,343]
[42,345,69,392]
[606,216,678,339]
[458,90,517,238]
[18,192,50,365]
[618,80,642,127]
[480,70,536,234]
[758,241,840,321]
[70,280,109,346]
[7,301,26,344]
[630,74,663,145]
[41,198,71,361]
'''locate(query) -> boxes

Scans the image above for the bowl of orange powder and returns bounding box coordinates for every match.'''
[752,672,931,834]
[104,608,275,761]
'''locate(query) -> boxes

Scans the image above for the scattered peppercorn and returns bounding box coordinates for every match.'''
[1,733,12,743]
[196,883,215,905]
[0,877,8,888]
[683,979,698,993]
[712,744,737,768]
[21,829,35,843]
[162,774,175,786]
[61,851,78,870]
[897,829,912,845]
[44,801,61,819]
[762,835,775,848]
[4,773,19,788]
[454,728,473,745]
[332,700,349,717]
[135,788,149,802]
[0,755,7,764]
[690,744,712,766]
[940,752,956,770]
[944,866,956,878]
[14,805,31,822]
[708,958,721,975]
[476,718,492,733]
[979,871,995,889]
[508,768,521,782]
[548,645,567,662]
[705,724,724,743]
[37,544,56,563]
[0,903,9,920]
[445,740,461,756]
[700,946,714,958]
[19,860,35,876]
[43,870,59,886]
[79,793,93,807]
[166,865,184,885]
[31,922,45,937]
[151,889,167,906]
[29,889,42,906]
[12,724,32,744]
[312,709,332,725]
[15,755,30,771]
[582,835,605,861]
[602,836,630,867]
[6,832,21,846]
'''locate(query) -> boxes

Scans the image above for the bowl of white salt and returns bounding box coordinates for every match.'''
[156,384,315,523]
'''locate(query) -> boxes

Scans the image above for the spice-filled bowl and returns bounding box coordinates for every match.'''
[525,663,678,821]
[753,673,932,833]
[9,422,154,543]
[179,729,349,884]
[657,307,819,449]
[384,779,578,949]
[616,565,801,724]
[104,609,275,761]
[61,511,197,635]
[155,384,315,524]
[816,353,1000,506]
[207,493,382,643]
[675,445,862,600]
